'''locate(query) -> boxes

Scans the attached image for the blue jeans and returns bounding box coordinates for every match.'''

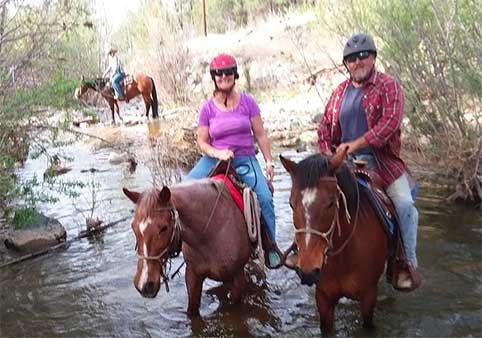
[357,154,419,267]
[111,72,125,98]
[186,155,277,242]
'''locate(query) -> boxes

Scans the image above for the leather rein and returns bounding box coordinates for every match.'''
[294,175,360,258]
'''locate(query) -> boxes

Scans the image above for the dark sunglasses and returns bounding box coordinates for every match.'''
[213,69,235,76]
[344,51,371,63]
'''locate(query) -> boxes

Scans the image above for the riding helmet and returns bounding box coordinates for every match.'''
[209,53,239,79]
[343,33,377,59]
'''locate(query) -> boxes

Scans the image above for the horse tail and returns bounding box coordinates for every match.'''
[150,77,159,118]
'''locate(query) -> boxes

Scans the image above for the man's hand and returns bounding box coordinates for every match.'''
[337,136,368,154]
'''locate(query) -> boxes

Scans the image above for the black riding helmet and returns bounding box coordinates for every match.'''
[343,32,377,60]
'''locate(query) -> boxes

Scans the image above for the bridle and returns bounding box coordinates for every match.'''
[294,175,360,258]
[135,206,182,291]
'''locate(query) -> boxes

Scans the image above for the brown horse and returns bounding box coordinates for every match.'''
[74,72,158,123]
[123,178,252,317]
[280,148,388,333]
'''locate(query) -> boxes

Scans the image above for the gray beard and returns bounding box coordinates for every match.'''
[352,66,374,84]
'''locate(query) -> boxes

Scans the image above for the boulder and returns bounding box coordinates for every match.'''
[3,212,66,254]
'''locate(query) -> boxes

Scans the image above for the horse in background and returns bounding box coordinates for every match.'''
[123,178,252,317]
[75,72,158,124]
[280,148,388,333]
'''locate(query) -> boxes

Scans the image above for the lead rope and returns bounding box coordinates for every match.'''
[243,188,265,267]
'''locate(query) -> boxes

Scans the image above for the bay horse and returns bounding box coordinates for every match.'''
[123,178,252,317]
[74,73,158,124]
[280,148,388,333]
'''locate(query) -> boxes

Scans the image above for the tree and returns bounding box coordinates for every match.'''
[0,0,97,223]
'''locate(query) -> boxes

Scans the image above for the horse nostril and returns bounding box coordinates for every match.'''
[298,268,321,286]
[142,282,157,298]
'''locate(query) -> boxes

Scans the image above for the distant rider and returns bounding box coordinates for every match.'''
[103,47,125,100]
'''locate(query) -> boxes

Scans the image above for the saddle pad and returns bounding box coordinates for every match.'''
[211,174,244,211]
[356,177,397,235]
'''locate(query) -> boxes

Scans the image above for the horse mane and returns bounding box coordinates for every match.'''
[82,77,106,91]
[294,153,358,214]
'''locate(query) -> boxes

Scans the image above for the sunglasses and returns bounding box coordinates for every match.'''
[213,69,235,76]
[344,51,371,63]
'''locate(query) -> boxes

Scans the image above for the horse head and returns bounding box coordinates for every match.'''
[74,76,87,99]
[280,148,355,286]
[74,76,108,99]
[123,186,181,298]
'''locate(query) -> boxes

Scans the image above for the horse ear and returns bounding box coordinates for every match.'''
[280,154,296,174]
[158,186,171,203]
[81,75,84,82]
[328,146,348,171]
[123,187,140,204]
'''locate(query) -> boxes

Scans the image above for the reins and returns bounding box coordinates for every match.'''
[330,175,360,256]
[202,159,232,233]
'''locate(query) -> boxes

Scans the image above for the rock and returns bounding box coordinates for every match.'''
[3,212,66,253]
[108,151,128,164]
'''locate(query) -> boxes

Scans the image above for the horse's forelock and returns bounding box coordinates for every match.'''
[137,188,168,219]
[294,154,330,189]
[294,154,358,213]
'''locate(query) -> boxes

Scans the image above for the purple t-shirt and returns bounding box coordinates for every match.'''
[198,92,260,156]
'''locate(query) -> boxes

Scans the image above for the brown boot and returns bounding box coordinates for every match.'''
[391,258,422,292]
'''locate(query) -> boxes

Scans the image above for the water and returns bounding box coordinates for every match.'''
[1,126,481,338]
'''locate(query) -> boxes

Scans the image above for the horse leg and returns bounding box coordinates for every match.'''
[143,95,151,118]
[230,268,246,304]
[108,100,116,124]
[185,264,204,317]
[115,101,123,122]
[360,287,377,328]
[315,288,336,333]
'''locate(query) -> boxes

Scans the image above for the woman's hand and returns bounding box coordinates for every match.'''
[214,149,234,161]
[265,162,275,182]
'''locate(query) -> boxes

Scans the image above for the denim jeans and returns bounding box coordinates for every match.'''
[111,72,125,97]
[186,155,277,241]
[356,154,418,267]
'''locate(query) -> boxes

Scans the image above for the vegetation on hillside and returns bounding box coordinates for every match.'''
[318,0,481,204]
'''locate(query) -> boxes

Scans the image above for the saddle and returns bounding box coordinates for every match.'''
[351,162,421,292]
[208,160,246,194]
[207,160,282,267]
[107,74,135,101]
[120,74,135,87]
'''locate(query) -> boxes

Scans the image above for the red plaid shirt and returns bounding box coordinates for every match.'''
[318,69,407,187]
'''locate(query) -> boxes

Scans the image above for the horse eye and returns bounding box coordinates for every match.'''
[159,225,168,235]
[327,199,335,208]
